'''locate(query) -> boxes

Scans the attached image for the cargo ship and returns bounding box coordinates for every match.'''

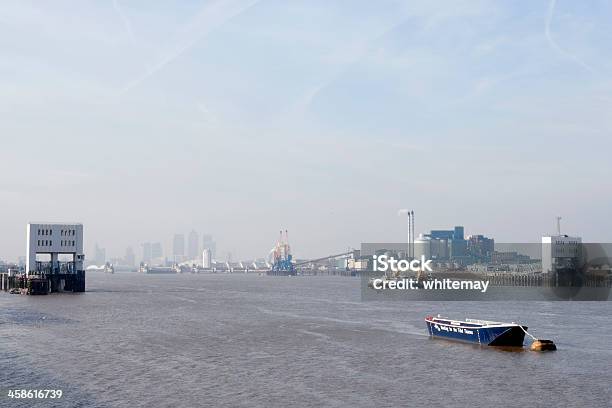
[138,264,179,274]
[425,315,527,346]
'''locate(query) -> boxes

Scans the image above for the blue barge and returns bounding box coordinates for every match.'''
[425,315,527,346]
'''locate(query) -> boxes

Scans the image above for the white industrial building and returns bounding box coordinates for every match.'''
[27,223,84,275]
[542,235,582,274]
[25,223,85,292]
[414,234,449,260]
[0,223,86,294]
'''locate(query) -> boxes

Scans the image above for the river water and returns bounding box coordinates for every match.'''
[1,273,610,407]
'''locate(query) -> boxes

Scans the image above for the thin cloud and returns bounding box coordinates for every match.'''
[545,0,595,74]
[120,0,259,94]
[289,1,492,117]
[289,19,408,117]
[112,0,138,47]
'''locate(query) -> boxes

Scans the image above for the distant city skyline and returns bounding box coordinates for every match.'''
[3,219,588,266]
[1,1,611,260]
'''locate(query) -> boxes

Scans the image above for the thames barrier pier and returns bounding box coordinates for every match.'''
[0,223,85,295]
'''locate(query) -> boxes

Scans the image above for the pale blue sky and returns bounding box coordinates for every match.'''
[1,0,611,261]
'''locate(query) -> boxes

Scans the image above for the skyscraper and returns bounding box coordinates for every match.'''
[173,233,185,260]
[142,242,163,265]
[202,234,216,259]
[124,246,135,267]
[151,242,163,259]
[187,230,199,260]
[142,242,152,264]
[202,248,212,268]
[94,243,106,265]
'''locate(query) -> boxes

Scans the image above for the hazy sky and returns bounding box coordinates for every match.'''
[1,0,611,261]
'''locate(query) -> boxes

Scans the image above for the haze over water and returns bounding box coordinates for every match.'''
[1,273,610,407]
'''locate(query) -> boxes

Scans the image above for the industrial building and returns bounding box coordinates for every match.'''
[467,235,495,261]
[24,223,86,293]
[542,234,582,274]
[414,226,468,261]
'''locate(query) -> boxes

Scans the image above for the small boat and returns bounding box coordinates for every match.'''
[425,315,527,347]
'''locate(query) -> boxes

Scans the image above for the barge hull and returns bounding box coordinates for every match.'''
[426,319,526,346]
